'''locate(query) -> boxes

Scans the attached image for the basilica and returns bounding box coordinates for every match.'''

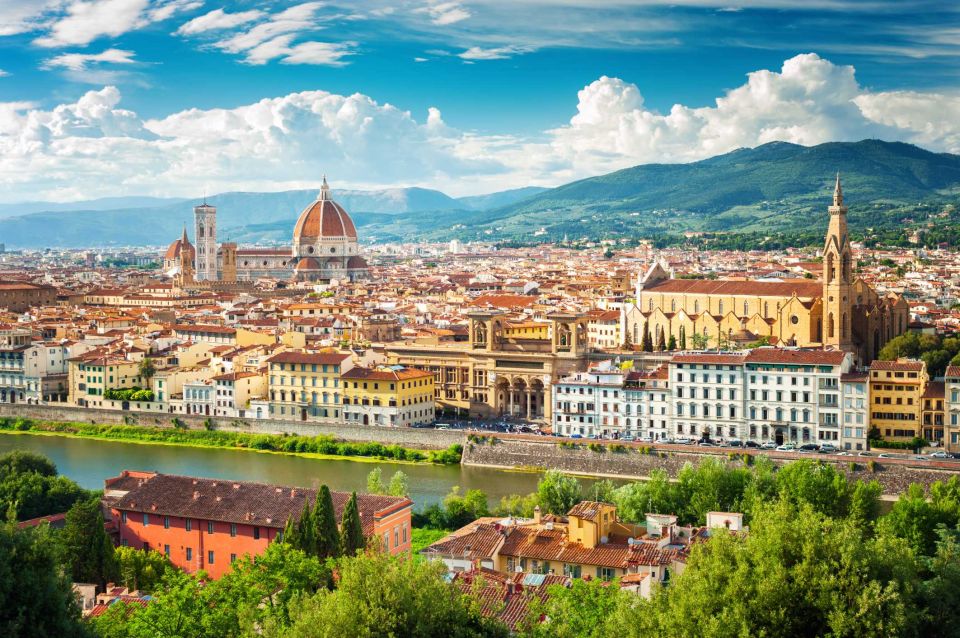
[163,177,369,285]
[623,176,909,364]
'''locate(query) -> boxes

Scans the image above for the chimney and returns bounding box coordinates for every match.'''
[193,491,200,500]
[533,506,542,525]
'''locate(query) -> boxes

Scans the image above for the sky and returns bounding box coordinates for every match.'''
[0,0,959,203]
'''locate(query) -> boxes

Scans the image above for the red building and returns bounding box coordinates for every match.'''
[103,471,413,579]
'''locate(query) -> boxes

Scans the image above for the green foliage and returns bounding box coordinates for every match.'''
[414,486,491,530]
[340,492,366,556]
[522,577,624,638]
[313,485,340,560]
[387,470,409,497]
[103,387,155,402]
[411,527,451,554]
[0,520,88,637]
[114,546,174,593]
[60,497,117,589]
[537,470,582,516]
[878,332,960,378]
[0,450,89,521]
[0,418,458,464]
[871,436,929,450]
[137,358,156,381]
[266,550,507,638]
[879,480,960,556]
[366,467,386,495]
[492,492,539,518]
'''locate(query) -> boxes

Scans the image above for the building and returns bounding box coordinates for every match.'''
[623,365,671,441]
[0,281,58,312]
[211,371,267,418]
[840,372,870,451]
[266,351,353,421]
[69,356,144,407]
[672,352,748,441]
[921,381,945,444]
[104,471,412,579]
[868,359,928,441]
[552,362,625,437]
[624,177,909,364]
[341,366,435,427]
[161,177,369,284]
[424,501,700,585]
[0,329,30,404]
[944,366,960,452]
[386,312,591,421]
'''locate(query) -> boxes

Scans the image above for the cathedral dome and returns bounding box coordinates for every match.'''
[346,255,368,269]
[292,177,357,242]
[164,228,193,260]
[294,256,321,271]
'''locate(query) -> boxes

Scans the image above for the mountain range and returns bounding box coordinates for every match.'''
[1,139,958,248]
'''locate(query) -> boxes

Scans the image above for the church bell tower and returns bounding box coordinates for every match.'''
[194,201,217,281]
[822,173,853,351]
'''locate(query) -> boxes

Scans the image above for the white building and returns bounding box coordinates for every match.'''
[553,362,626,437]
[671,352,748,441]
[623,366,671,441]
[840,372,870,451]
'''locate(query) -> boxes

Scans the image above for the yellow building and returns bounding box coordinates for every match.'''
[869,359,927,441]
[921,381,945,444]
[266,351,352,421]
[69,356,144,407]
[625,177,908,363]
[341,366,435,427]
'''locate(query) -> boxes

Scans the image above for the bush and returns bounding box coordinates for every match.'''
[588,443,605,453]
[609,444,628,453]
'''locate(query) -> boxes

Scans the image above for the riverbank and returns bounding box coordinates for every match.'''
[0,417,463,465]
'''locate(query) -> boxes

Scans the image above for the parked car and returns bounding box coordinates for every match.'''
[760,441,778,450]
[836,451,854,456]
[660,437,675,445]
[570,434,583,439]
[858,451,874,457]
[819,444,838,454]
[797,443,819,453]
[728,439,744,448]
[878,453,894,458]
[697,439,719,447]
[776,443,797,452]
[744,441,761,449]
[621,435,635,442]
[929,451,952,459]
[674,437,692,445]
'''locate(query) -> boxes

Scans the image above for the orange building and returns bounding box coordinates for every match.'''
[103,471,413,579]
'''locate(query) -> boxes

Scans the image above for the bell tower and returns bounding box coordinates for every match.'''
[194,201,217,281]
[822,173,853,351]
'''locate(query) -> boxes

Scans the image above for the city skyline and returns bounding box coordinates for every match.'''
[0,1,959,202]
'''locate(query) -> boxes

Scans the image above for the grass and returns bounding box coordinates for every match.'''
[0,417,463,466]
[410,527,451,554]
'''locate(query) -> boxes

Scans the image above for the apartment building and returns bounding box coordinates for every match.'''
[869,359,927,441]
[69,355,144,407]
[266,351,353,421]
[840,372,869,451]
[622,365,670,441]
[672,352,747,440]
[945,366,960,453]
[104,471,413,579]
[552,363,625,437]
[341,366,435,427]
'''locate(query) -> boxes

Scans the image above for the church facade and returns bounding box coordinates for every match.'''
[624,177,909,364]
[163,177,369,285]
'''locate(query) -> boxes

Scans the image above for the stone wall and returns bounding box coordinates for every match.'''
[462,437,960,495]
[0,404,465,450]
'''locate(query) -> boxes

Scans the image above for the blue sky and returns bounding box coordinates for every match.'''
[0,1,958,202]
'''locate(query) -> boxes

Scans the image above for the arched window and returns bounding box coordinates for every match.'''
[694,300,700,313]
[827,313,835,339]
[764,302,769,317]
[671,299,676,312]
[718,301,724,314]
[841,312,848,339]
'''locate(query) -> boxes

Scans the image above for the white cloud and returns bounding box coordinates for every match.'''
[419,1,471,26]
[0,69,8,77]
[175,8,265,35]
[280,40,355,66]
[458,45,529,60]
[34,0,200,47]
[42,48,137,71]
[1,53,959,202]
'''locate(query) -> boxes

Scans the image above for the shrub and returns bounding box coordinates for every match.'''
[588,443,605,453]
[848,461,857,472]
[610,444,627,453]
[868,460,877,473]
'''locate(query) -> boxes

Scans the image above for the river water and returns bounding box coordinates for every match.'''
[0,433,587,509]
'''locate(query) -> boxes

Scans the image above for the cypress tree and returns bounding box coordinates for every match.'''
[679,326,687,350]
[313,485,340,559]
[657,330,666,352]
[667,334,677,351]
[340,492,366,557]
[60,497,117,589]
[295,501,315,555]
[641,325,653,352]
[282,516,299,548]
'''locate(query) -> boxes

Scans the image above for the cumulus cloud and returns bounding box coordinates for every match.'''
[175,8,266,35]
[34,0,199,47]
[1,53,959,201]
[42,48,137,71]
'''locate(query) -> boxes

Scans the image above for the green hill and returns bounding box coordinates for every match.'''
[422,140,960,243]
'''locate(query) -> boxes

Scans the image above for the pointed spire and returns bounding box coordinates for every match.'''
[833,172,843,207]
[181,224,188,243]
[319,174,330,201]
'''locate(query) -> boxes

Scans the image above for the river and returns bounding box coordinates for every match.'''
[0,433,606,510]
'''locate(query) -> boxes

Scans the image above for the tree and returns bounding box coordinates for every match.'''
[388,471,409,497]
[691,331,709,349]
[366,468,386,495]
[137,357,156,382]
[493,493,539,518]
[0,451,88,521]
[667,334,677,351]
[0,450,56,477]
[521,577,626,638]
[641,324,653,352]
[679,325,687,350]
[656,330,666,352]
[60,497,117,589]
[340,492,365,556]
[266,551,507,638]
[537,470,582,516]
[0,520,88,638]
[313,485,340,559]
[439,486,491,529]
[114,546,174,593]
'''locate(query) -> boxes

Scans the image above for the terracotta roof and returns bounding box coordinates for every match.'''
[293,198,357,241]
[341,366,432,382]
[267,351,351,365]
[923,381,945,399]
[108,472,410,535]
[498,526,681,569]
[645,279,822,298]
[745,348,848,365]
[945,366,960,379]
[671,352,748,365]
[173,324,237,335]
[870,360,924,372]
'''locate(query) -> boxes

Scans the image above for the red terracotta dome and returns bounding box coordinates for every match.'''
[294,257,321,271]
[164,227,193,259]
[346,255,368,269]
[292,177,357,242]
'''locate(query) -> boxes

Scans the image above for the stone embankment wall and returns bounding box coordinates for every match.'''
[462,437,960,495]
[0,404,465,450]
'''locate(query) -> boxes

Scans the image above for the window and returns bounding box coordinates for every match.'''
[254,526,260,540]
[121,512,127,524]
[208,551,215,565]
[597,566,616,581]
[164,516,170,529]
[208,521,215,534]
[143,513,149,527]
[185,519,192,532]
[231,554,237,564]
[186,547,193,561]
[231,523,237,537]
[164,544,170,557]
[394,527,399,548]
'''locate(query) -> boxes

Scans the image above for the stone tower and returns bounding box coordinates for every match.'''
[194,202,217,281]
[822,173,853,351]
[174,225,195,289]
[220,242,237,283]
